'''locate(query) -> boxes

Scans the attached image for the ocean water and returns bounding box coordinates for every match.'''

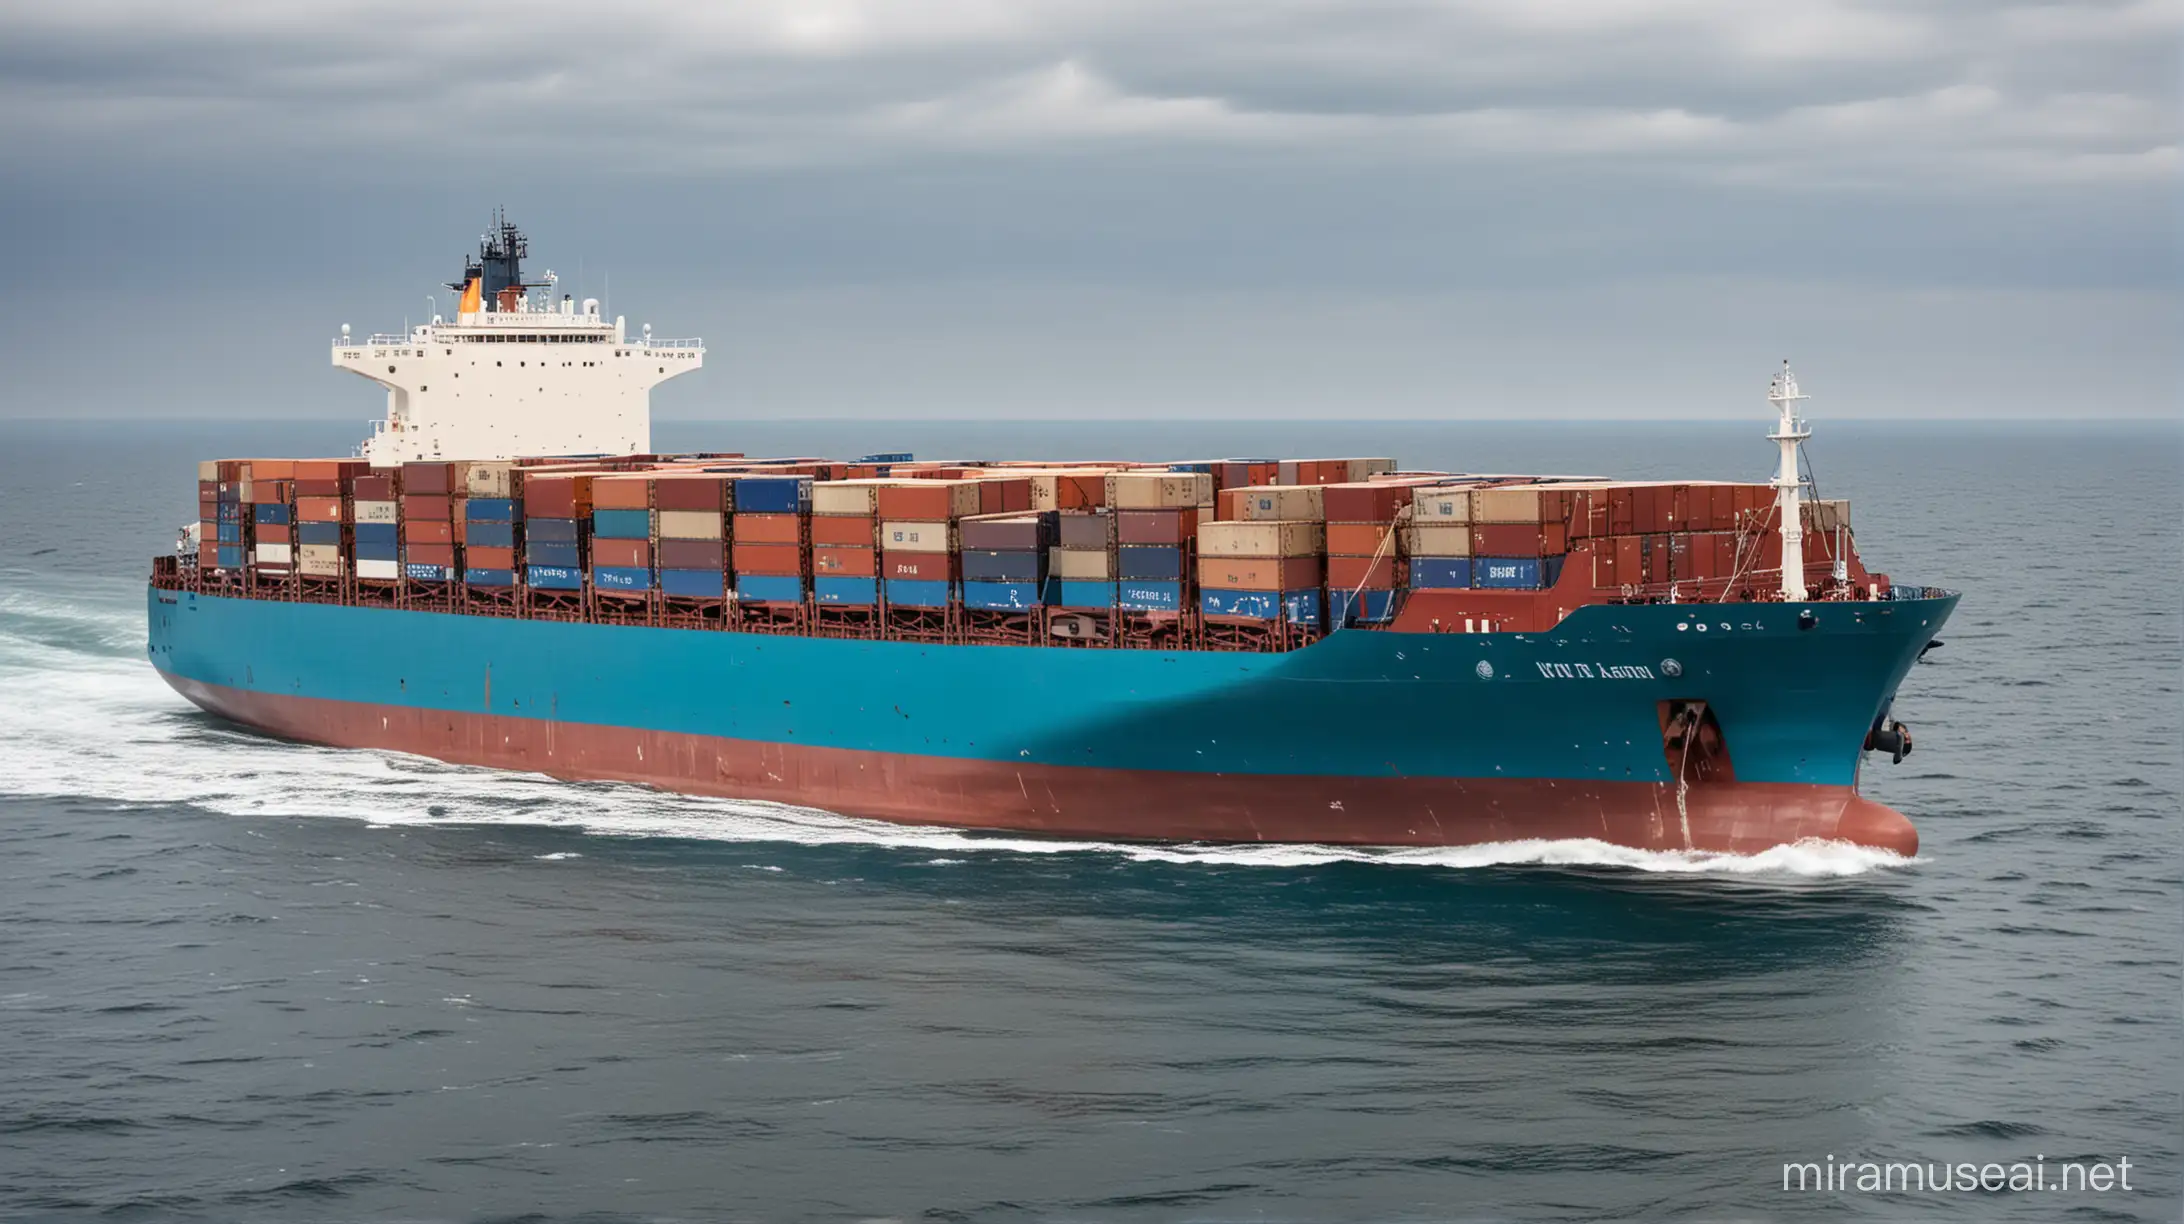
[0,418,2177,1222]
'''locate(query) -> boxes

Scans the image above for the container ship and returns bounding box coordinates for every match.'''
[147,219,1955,855]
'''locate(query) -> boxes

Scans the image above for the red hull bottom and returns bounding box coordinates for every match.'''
[159,675,1917,856]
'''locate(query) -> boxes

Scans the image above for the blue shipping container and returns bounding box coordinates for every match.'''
[216,546,243,569]
[857,452,914,464]
[353,523,398,548]
[814,576,878,606]
[1474,557,1544,589]
[592,509,652,540]
[525,540,580,568]
[354,541,399,562]
[733,477,811,514]
[297,521,343,546]
[466,498,521,523]
[593,566,654,591]
[1409,557,1473,589]
[885,578,953,609]
[526,565,583,591]
[404,563,450,583]
[962,580,1042,611]
[253,504,291,526]
[1118,581,1183,612]
[465,568,516,588]
[1116,546,1184,581]
[1052,580,1117,609]
[738,574,805,604]
[527,517,579,544]
[1330,587,1397,626]
[216,522,242,544]
[660,569,727,599]
[467,521,517,549]
[961,550,1045,582]
[1201,588,1323,625]
[217,503,240,521]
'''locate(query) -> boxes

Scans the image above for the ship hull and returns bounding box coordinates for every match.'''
[147,587,1955,854]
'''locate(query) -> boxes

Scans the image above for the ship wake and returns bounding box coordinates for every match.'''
[8,576,1916,879]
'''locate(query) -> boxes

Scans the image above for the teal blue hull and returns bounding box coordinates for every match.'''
[146,587,1955,851]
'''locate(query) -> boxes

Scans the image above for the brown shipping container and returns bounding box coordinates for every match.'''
[961,513,1052,552]
[1228,485,1324,522]
[464,462,519,498]
[1106,472,1212,509]
[1115,508,1197,546]
[734,513,803,545]
[1473,487,1554,524]
[353,474,394,501]
[880,521,953,553]
[811,481,884,516]
[297,496,345,523]
[1327,553,1400,590]
[877,480,983,521]
[813,546,876,576]
[404,494,453,521]
[1404,524,1473,556]
[1198,521,1323,558]
[659,538,727,570]
[652,475,732,512]
[732,542,805,576]
[1197,555,1322,591]
[594,538,651,568]
[294,478,343,497]
[882,552,958,581]
[657,510,724,540]
[811,515,879,547]
[1326,522,1395,556]
[592,476,654,510]
[1027,472,1107,511]
[1058,512,1117,550]
[401,462,454,494]
[1320,482,1414,522]
[1471,521,1568,557]
[355,500,398,524]
[403,520,453,545]
[523,475,594,519]
[257,524,292,545]
[1615,536,1643,585]
[197,460,220,483]
[1411,487,1472,522]
[407,542,456,566]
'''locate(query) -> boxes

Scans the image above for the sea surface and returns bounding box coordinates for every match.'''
[0,418,2177,1223]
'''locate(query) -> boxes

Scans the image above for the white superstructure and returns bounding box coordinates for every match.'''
[335,217,702,465]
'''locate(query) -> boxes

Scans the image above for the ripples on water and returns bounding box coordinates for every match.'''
[0,421,2176,1221]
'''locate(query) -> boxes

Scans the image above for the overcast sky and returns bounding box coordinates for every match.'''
[2,0,2175,420]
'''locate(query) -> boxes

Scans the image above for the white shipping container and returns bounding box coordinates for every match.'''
[1473,488,1552,524]
[1106,472,1213,509]
[355,500,399,524]
[356,558,401,580]
[1049,548,1113,580]
[811,480,884,516]
[1403,525,1472,556]
[197,460,219,482]
[881,521,955,554]
[1411,488,1472,522]
[1342,458,1399,481]
[1232,485,1325,522]
[299,546,345,576]
[464,462,516,497]
[254,542,294,564]
[1198,521,1324,558]
[657,510,726,540]
[1805,499,1851,533]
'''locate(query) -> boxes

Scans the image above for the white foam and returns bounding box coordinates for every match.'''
[1,578,1917,879]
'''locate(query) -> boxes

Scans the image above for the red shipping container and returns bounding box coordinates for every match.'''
[1321,482,1414,522]
[1055,474,1105,509]
[401,462,455,494]
[468,545,517,570]
[403,494,453,521]
[257,523,291,544]
[198,542,219,569]
[297,496,344,522]
[813,546,876,576]
[352,474,394,501]
[407,542,455,566]
[1326,522,1395,555]
[524,475,594,518]
[1472,522,1568,557]
[594,538,651,568]
[245,480,291,505]
[403,520,452,544]
[881,552,959,581]
[735,513,804,544]
[592,476,653,510]
[876,482,974,520]
[294,478,342,497]
[810,515,878,547]
[198,498,219,519]
[1327,554,1399,589]
[1198,556,1323,590]
[977,478,1032,514]
[1592,544,1617,587]
[731,542,805,576]
[1116,508,1197,545]
[653,475,732,512]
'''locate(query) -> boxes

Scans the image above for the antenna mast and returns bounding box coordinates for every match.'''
[1767,360,1811,602]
